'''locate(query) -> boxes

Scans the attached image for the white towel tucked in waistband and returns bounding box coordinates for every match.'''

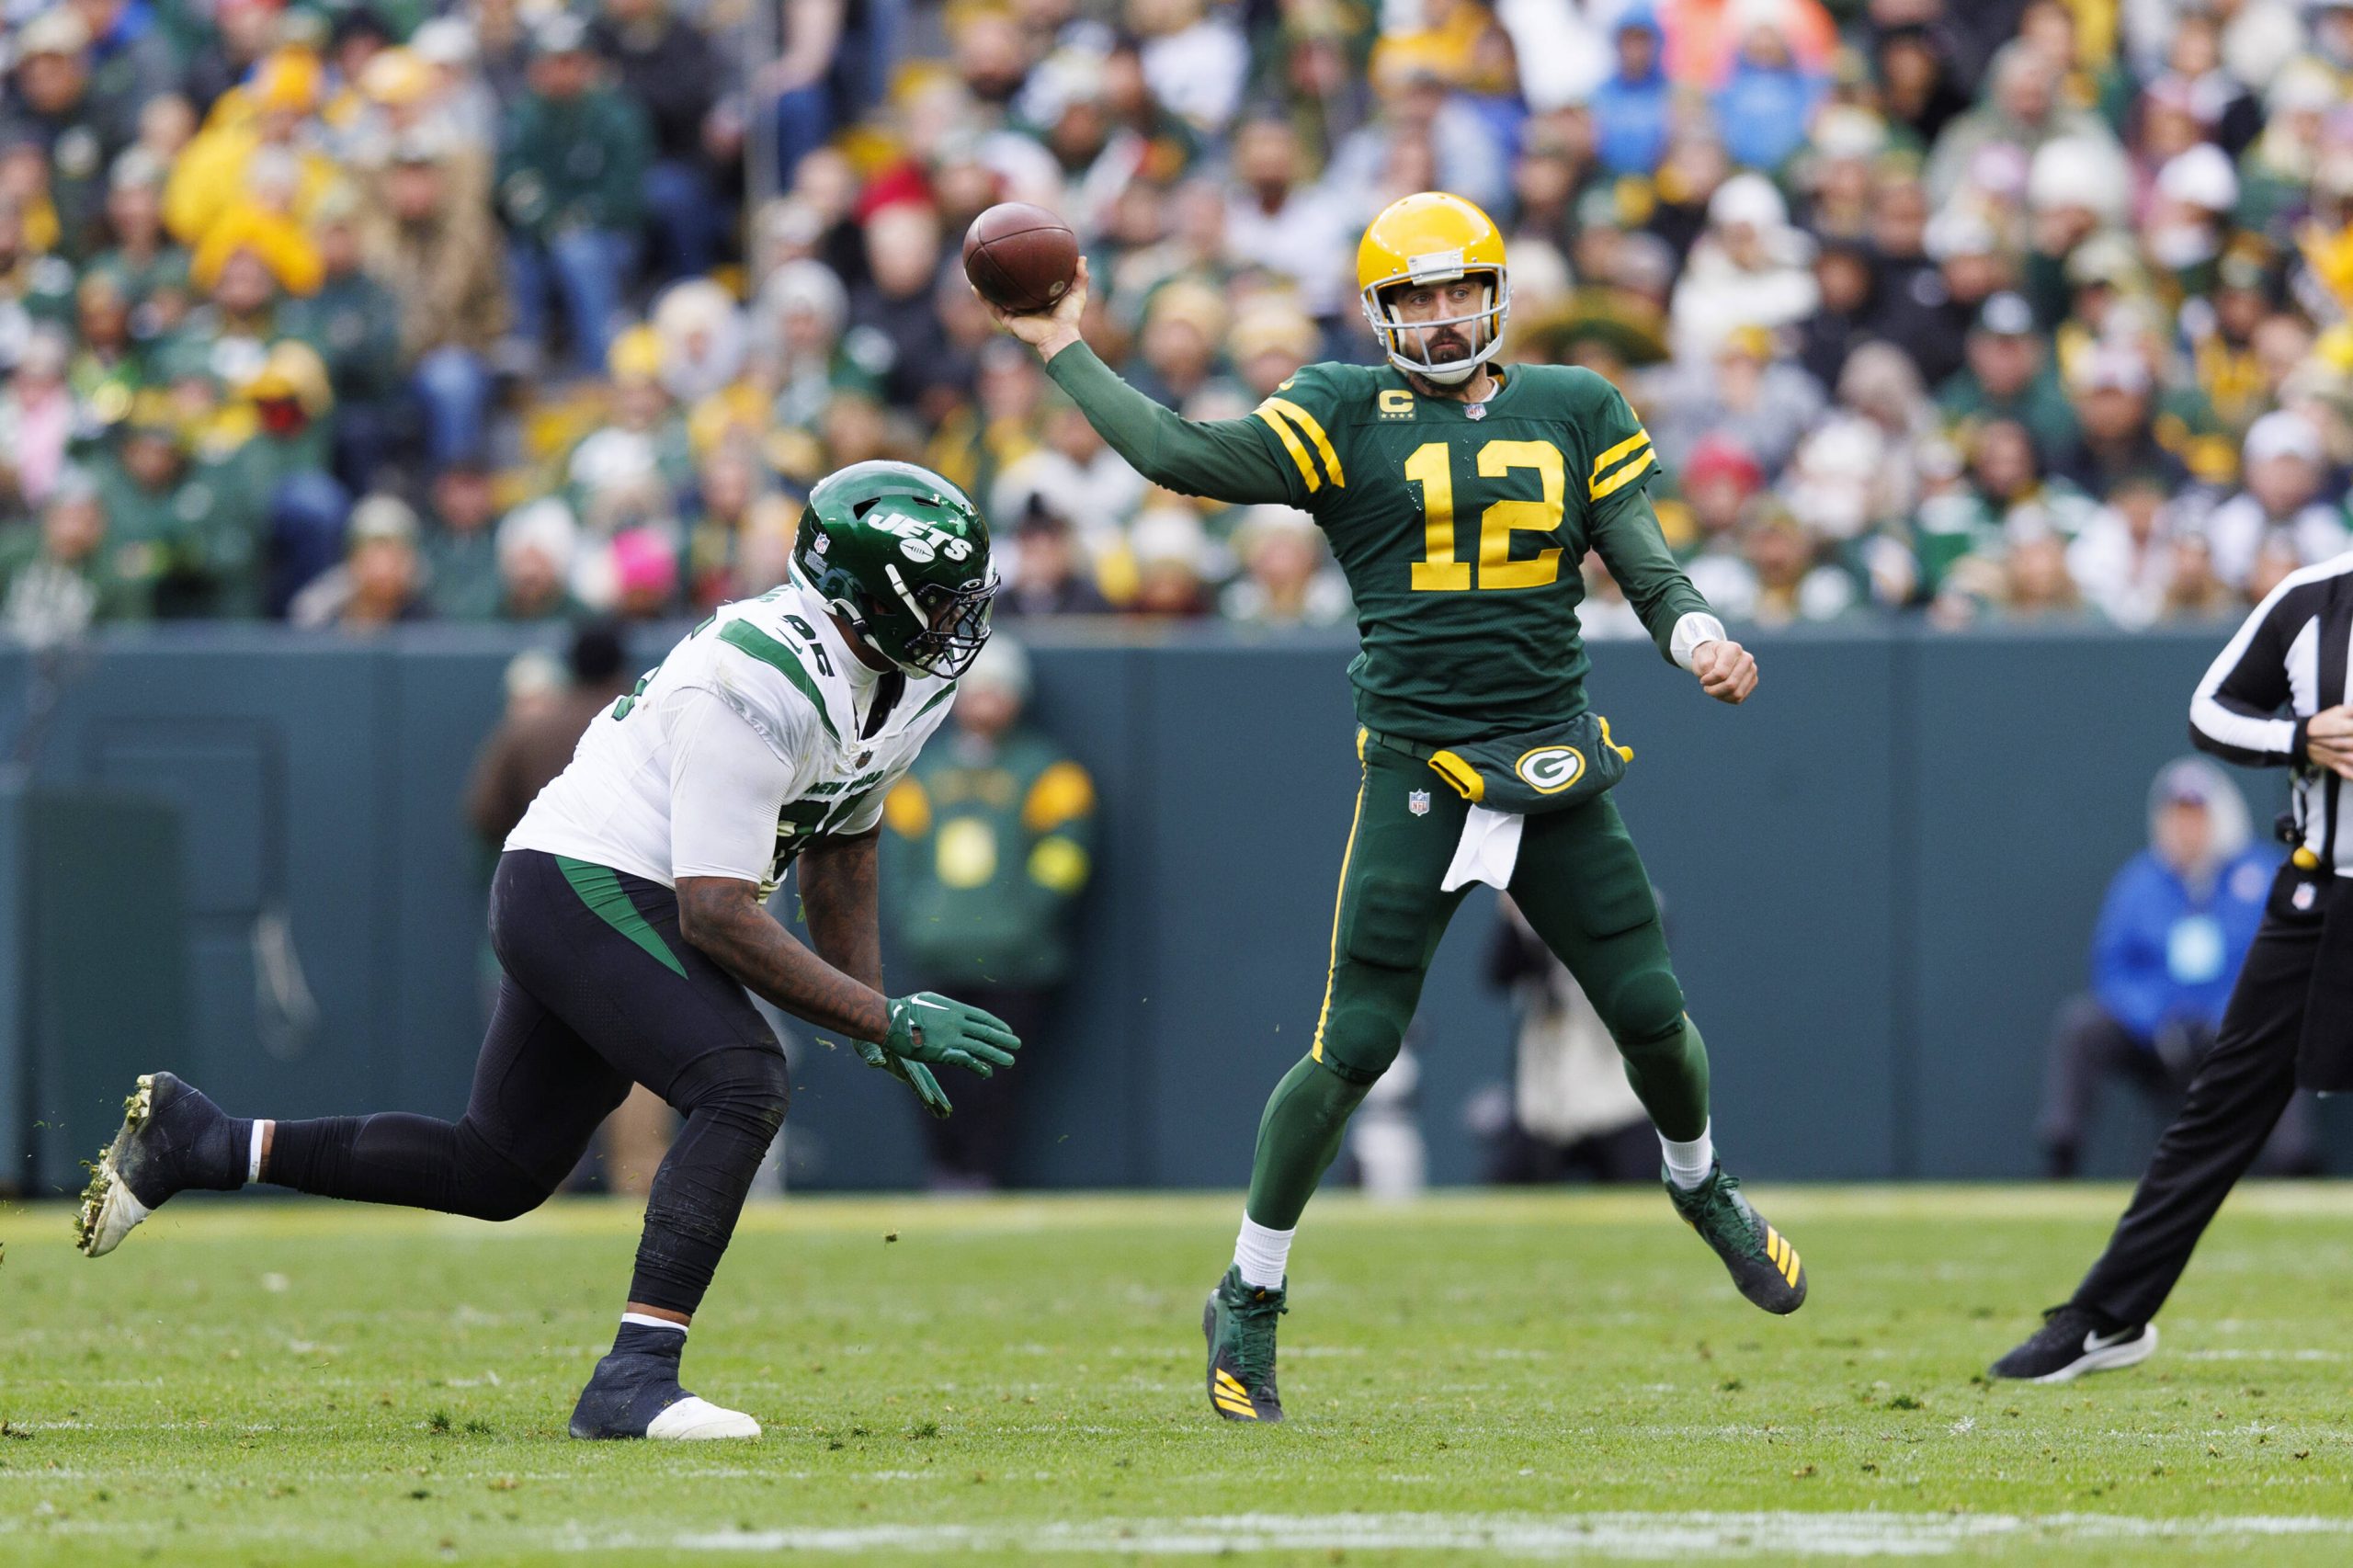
[1441,805,1524,892]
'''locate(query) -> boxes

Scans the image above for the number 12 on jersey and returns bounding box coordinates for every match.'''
[1406,438,1566,593]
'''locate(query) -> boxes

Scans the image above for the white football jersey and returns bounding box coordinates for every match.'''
[507,579,960,893]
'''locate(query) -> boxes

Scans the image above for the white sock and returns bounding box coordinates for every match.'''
[248,1122,267,1185]
[1661,1122,1714,1190]
[1233,1216,1296,1290]
[621,1312,688,1335]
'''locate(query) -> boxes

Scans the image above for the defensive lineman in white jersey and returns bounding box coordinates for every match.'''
[74,462,1020,1439]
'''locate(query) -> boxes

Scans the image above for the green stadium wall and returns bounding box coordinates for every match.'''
[5,623,2342,1195]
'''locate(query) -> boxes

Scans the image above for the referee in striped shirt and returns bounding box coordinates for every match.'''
[1991,551,2353,1384]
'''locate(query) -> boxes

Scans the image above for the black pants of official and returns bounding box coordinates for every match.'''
[2072,910,2321,1326]
[264,850,787,1315]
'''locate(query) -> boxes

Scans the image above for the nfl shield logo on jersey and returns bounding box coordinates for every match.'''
[1465,403,1486,421]
[1408,790,1430,816]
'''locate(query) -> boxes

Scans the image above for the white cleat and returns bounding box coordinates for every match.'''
[643,1397,763,1440]
[74,1077,157,1258]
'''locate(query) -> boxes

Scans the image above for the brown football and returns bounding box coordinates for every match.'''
[961,202,1079,314]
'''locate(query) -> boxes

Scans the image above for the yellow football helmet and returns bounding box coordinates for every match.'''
[1357,192,1510,385]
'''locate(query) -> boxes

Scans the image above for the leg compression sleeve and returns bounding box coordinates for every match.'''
[627,1047,790,1315]
[1619,1015,1711,1144]
[267,1113,554,1221]
[1511,797,1711,1142]
[265,968,631,1221]
[1244,1053,1372,1232]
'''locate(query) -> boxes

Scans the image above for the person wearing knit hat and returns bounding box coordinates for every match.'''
[1938,291,2081,456]
[287,491,431,631]
[1227,301,1320,398]
[1670,173,1819,358]
[494,496,586,622]
[0,462,151,642]
[2200,411,2350,588]
[2047,342,2186,501]
[2143,144,2240,288]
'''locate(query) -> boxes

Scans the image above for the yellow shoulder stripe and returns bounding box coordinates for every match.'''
[882,778,931,837]
[1254,404,1322,494]
[1022,759,1096,835]
[1591,430,1650,477]
[1261,397,1344,488]
[1589,445,1655,502]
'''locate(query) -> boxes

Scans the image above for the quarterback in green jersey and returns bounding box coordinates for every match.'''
[993,191,1804,1424]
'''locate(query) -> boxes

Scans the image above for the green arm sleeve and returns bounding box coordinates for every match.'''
[1043,343,1299,505]
[1589,485,1714,666]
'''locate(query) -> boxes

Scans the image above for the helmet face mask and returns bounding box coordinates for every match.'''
[1357,192,1511,385]
[1372,275,1509,385]
[874,559,995,678]
[790,460,997,680]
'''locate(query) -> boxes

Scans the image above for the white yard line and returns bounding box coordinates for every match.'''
[589,1510,2353,1560]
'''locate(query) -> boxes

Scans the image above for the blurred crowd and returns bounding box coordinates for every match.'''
[6,0,2353,642]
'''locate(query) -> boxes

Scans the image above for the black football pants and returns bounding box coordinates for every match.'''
[2071,909,2317,1327]
[265,849,788,1315]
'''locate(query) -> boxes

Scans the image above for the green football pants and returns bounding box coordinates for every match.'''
[1244,734,1710,1230]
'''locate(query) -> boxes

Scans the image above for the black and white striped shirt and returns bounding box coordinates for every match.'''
[2189,551,2353,874]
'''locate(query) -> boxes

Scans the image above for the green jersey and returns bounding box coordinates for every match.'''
[1045,346,1710,744]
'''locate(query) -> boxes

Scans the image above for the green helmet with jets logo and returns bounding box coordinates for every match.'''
[790,460,997,678]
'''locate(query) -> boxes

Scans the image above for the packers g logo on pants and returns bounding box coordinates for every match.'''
[1514,746,1586,794]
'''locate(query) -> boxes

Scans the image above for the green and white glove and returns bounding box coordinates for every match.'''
[884,992,1022,1077]
[853,1039,953,1119]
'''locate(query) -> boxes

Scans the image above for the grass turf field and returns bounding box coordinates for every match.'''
[3,1186,2352,1566]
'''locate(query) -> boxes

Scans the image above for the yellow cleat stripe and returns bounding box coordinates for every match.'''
[1215,1369,1249,1396]
[1254,405,1322,494]
[1262,398,1345,487]
[1766,1230,1785,1269]
[1215,1400,1259,1419]
[1589,444,1655,501]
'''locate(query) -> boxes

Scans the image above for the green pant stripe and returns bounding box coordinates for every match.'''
[556,856,688,979]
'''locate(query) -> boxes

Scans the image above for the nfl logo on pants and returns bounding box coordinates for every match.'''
[1408,790,1430,817]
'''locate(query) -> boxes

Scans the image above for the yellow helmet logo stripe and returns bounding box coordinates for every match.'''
[1260,398,1344,488]
[1254,403,1323,494]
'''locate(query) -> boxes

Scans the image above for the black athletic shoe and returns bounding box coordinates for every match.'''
[1202,1266,1286,1423]
[568,1342,761,1440]
[74,1073,248,1258]
[1989,1304,2157,1383]
[1666,1161,1807,1314]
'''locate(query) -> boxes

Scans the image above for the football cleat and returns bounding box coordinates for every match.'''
[1667,1161,1807,1314]
[569,1347,760,1441]
[1989,1304,2157,1384]
[75,1073,245,1258]
[1202,1266,1286,1423]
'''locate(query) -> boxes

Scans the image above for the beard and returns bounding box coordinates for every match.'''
[1418,331,1471,364]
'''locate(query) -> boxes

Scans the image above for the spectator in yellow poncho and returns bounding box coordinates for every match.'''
[162,50,340,249]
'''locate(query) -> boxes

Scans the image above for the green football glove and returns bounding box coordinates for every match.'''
[884,992,1021,1077]
[853,1040,953,1119]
